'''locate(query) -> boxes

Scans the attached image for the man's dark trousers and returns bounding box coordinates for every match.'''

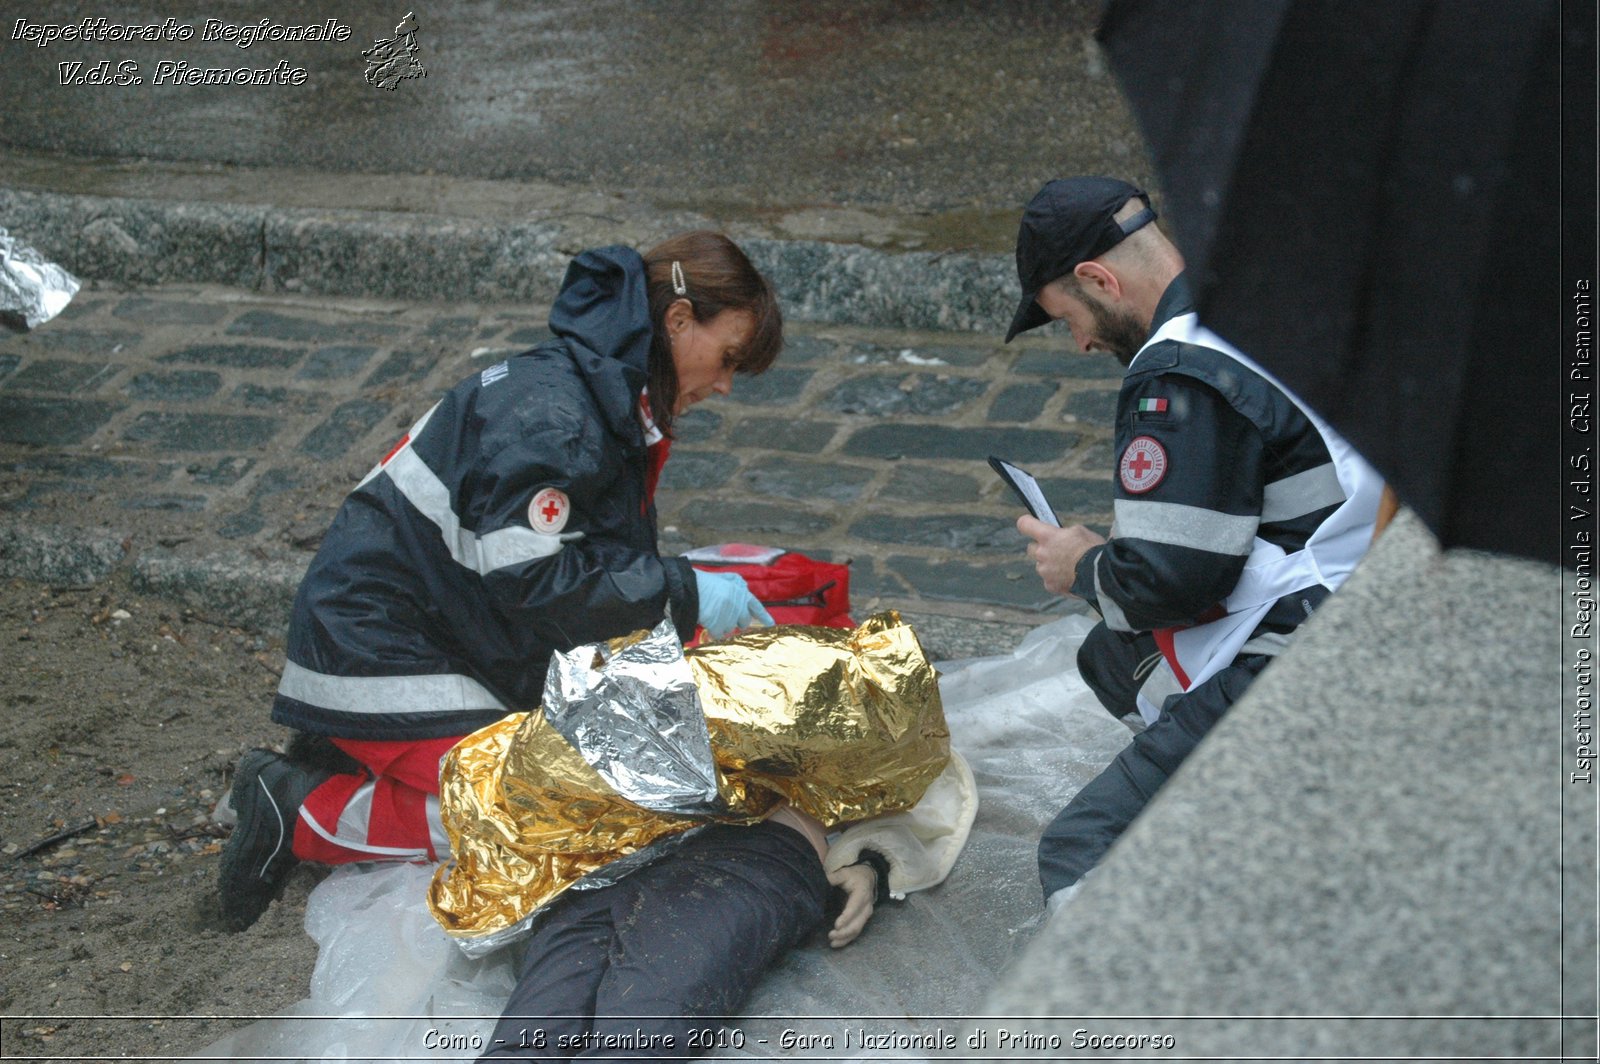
[1040,622,1270,897]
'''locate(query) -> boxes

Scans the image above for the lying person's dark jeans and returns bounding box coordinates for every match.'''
[480,819,829,1063]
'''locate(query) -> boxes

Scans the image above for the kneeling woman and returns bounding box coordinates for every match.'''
[219,232,780,931]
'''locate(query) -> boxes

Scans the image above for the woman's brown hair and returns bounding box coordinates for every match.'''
[641,231,783,434]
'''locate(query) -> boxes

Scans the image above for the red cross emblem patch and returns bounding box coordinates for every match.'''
[529,487,570,534]
[1119,436,1168,494]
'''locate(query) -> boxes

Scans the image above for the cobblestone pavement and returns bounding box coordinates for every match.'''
[0,281,1118,650]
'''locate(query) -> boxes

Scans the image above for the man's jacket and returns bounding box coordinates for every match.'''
[1072,274,1383,721]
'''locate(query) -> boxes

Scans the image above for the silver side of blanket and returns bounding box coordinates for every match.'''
[540,614,723,815]
[0,227,80,333]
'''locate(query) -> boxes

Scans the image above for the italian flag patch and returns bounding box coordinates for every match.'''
[1137,397,1169,413]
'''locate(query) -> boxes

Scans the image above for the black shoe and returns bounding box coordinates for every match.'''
[217,749,332,932]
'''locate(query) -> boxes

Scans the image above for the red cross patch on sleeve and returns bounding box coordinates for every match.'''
[1119,436,1169,494]
[528,487,571,534]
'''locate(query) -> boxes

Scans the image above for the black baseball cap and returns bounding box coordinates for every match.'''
[1004,177,1156,343]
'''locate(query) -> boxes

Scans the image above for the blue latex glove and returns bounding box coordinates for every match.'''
[693,570,776,639]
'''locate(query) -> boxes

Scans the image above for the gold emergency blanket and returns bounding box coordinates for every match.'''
[428,612,948,952]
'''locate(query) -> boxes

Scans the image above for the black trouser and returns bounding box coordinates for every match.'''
[1076,623,1162,720]
[479,821,829,1064]
[1039,622,1271,898]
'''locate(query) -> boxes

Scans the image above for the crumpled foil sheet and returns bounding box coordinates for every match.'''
[429,611,949,956]
[537,620,722,815]
[0,228,79,333]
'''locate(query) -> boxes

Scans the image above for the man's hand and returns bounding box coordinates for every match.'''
[825,864,877,948]
[1017,517,1107,597]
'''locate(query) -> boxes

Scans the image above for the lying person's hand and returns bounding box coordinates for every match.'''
[825,863,877,947]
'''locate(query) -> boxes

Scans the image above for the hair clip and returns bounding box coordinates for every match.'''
[671,261,687,296]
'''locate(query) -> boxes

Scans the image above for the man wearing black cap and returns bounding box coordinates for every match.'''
[1005,177,1383,909]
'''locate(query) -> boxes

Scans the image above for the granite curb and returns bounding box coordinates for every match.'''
[1,186,1017,334]
[0,523,299,634]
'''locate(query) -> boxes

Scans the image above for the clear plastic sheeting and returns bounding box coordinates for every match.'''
[0,227,79,333]
[200,861,517,1062]
[201,615,1130,1062]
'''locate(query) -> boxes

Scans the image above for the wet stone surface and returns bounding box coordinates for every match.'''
[296,399,393,462]
[880,465,982,504]
[726,417,837,454]
[124,371,222,402]
[740,457,875,503]
[162,344,302,371]
[841,342,996,369]
[885,554,1065,611]
[1060,388,1119,427]
[849,514,1021,554]
[503,326,555,347]
[9,360,121,394]
[822,374,989,417]
[295,346,377,382]
[679,500,836,539]
[185,457,254,487]
[364,349,437,389]
[989,382,1058,424]
[671,408,722,444]
[775,334,834,364]
[424,317,479,341]
[1038,476,1116,518]
[120,494,208,513]
[123,413,279,453]
[226,310,361,344]
[842,424,1079,463]
[1013,348,1123,379]
[10,328,143,355]
[658,450,740,491]
[7,455,162,482]
[723,368,814,407]
[231,383,321,410]
[0,397,125,446]
[112,297,227,325]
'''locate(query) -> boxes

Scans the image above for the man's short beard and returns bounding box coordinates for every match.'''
[1084,297,1149,366]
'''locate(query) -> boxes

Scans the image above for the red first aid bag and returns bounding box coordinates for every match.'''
[685,543,855,629]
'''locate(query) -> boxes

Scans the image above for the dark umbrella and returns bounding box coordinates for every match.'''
[1096,0,1570,565]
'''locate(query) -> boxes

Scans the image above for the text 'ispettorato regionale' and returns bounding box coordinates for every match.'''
[11,17,354,86]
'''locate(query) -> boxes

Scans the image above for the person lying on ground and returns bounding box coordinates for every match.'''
[430,616,976,1063]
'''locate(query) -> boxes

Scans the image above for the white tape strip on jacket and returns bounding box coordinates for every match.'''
[278,660,509,716]
[356,401,582,576]
[383,446,579,574]
[1111,498,1258,556]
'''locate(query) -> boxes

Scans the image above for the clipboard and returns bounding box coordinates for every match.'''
[988,456,1061,527]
